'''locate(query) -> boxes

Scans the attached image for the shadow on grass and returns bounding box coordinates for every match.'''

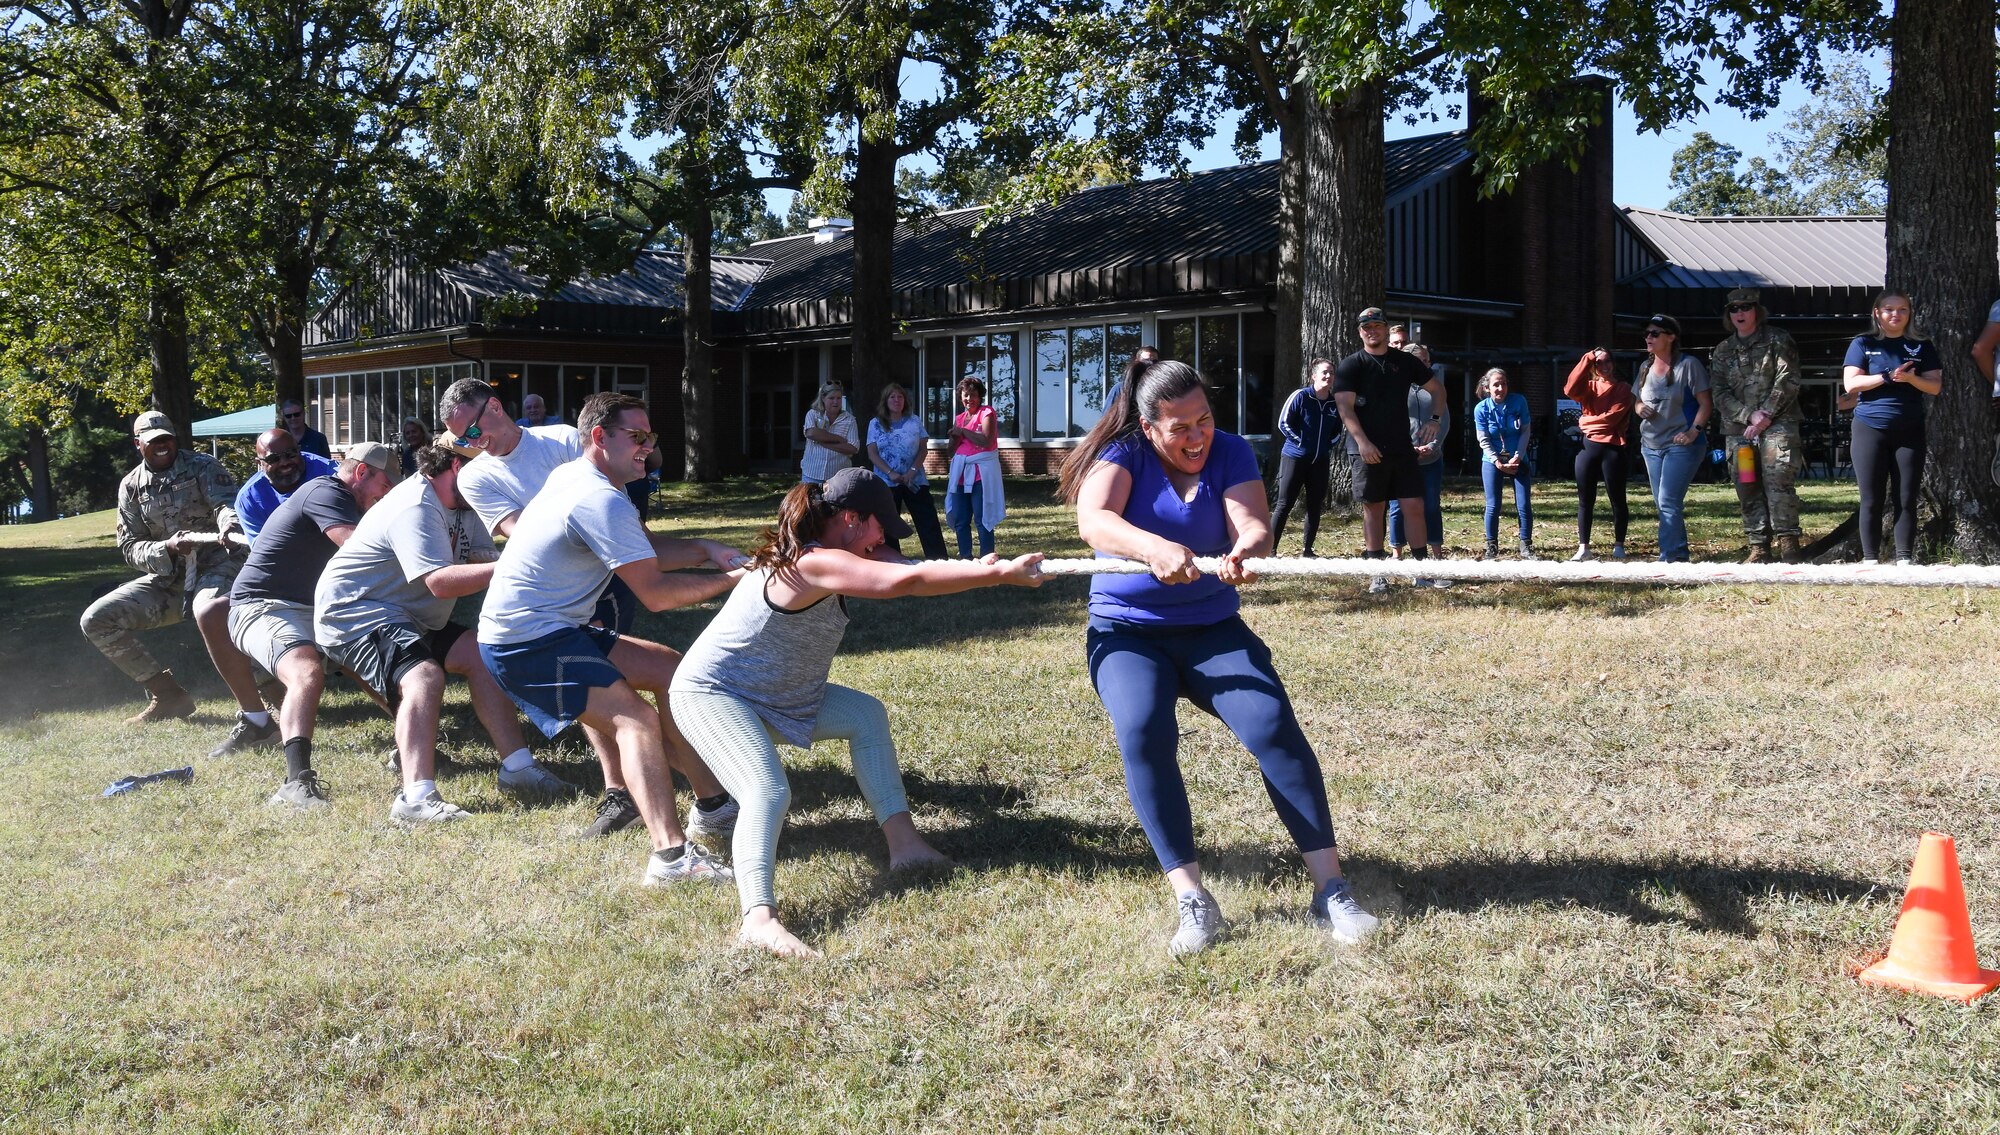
[1365,853,1883,937]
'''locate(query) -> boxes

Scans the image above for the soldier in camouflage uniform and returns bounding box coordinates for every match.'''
[80,411,271,734]
[1708,288,1805,562]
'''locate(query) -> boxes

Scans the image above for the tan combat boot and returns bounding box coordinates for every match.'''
[1744,543,1771,564]
[1775,535,1801,564]
[126,669,196,724]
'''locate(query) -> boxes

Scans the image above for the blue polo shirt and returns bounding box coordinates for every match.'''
[235,452,338,543]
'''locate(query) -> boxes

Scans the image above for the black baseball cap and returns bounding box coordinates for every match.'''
[822,467,914,540]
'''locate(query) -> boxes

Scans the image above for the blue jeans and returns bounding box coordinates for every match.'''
[1481,461,1532,544]
[1387,461,1445,548]
[947,485,994,558]
[1642,443,1702,562]
[1085,615,1335,872]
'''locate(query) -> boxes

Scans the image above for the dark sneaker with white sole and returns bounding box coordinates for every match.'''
[583,788,640,838]
[208,713,280,759]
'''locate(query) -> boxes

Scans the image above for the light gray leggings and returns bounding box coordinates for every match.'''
[668,684,909,914]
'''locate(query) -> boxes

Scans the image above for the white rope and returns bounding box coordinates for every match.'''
[1034,555,2000,589]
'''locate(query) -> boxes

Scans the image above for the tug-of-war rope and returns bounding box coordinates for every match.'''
[1034,555,2000,589]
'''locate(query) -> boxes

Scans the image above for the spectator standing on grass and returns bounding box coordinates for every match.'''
[1634,314,1712,564]
[671,468,1040,958]
[1709,289,1804,563]
[398,417,429,477]
[944,377,1005,558]
[279,399,331,459]
[866,382,948,560]
[234,428,337,544]
[1842,292,1943,566]
[802,383,858,485]
[1388,343,1450,563]
[479,394,748,882]
[1270,357,1343,557]
[1333,306,1449,592]
[1474,368,1534,561]
[516,393,554,429]
[1059,358,1379,956]
[1563,348,1636,562]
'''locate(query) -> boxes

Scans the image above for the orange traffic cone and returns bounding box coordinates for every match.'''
[1857,832,2000,1003]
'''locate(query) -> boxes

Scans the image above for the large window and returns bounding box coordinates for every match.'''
[489,362,649,424]
[1033,321,1144,438]
[306,363,479,448]
[1155,312,1276,436]
[925,332,1018,438]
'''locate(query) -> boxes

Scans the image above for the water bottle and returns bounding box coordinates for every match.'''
[1735,443,1757,485]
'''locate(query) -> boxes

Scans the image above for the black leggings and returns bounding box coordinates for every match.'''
[1852,418,1924,559]
[1574,439,1630,545]
[1271,453,1330,552]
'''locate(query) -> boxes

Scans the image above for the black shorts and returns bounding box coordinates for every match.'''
[325,621,469,708]
[1355,447,1423,503]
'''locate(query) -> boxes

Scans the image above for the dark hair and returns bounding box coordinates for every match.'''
[1058,359,1210,503]
[439,377,495,418]
[414,444,466,478]
[751,482,842,572]
[956,376,986,400]
[1121,347,1161,389]
[876,382,913,426]
[579,392,644,442]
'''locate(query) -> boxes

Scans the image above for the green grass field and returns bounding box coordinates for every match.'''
[2,475,1996,1133]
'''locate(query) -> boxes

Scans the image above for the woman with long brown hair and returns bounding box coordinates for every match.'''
[669,468,1042,958]
[1059,359,1378,957]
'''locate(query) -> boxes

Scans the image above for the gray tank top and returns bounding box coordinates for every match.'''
[672,562,849,746]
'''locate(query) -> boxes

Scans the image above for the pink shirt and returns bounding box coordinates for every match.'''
[953,407,997,458]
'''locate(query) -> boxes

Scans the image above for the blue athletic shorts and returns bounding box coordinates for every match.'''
[479,624,623,739]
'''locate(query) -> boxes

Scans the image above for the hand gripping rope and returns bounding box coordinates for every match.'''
[1030,556,2000,589]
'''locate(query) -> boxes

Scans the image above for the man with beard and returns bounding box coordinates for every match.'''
[234,428,338,544]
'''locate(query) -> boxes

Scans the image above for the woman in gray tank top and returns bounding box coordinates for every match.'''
[669,468,1043,959]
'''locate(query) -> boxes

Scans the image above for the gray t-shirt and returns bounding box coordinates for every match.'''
[478,459,656,645]
[315,475,492,644]
[457,424,582,535]
[670,564,850,747]
[1405,382,1451,467]
[1637,354,1711,449]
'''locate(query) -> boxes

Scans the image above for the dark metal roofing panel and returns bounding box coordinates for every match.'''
[442,249,767,311]
[1616,208,1893,289]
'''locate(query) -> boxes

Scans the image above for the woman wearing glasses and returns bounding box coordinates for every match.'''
[1842,292,1943,565]
[1633,314,1712,562]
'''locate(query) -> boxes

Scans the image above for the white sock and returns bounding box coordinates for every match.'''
[243,710,271,727]
[499,748,535,773]
[404,779,436,803]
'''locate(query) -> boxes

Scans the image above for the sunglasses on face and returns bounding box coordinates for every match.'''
[1644,329,1670,339]
[257,452,300,466]
[622,428,658,448]
[1726,304,1756,314]
[282,411,303,420]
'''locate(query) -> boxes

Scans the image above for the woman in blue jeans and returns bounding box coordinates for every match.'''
[1388,343,1449,559]
[1058,358,1378,957]
[1632,313,1712,562]
[1474,368,1535,559]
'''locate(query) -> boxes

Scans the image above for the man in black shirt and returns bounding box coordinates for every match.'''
[223,442,399,806]
[1332,307,1448,591]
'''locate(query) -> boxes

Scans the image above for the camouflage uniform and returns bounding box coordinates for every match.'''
[1709,323,1804,543]
[80,450,243,682]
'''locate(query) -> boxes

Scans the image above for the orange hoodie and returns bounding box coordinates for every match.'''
[1565,356,1636,445]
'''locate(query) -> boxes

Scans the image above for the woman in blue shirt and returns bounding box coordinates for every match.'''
[1270,357,1343,555]
[1842,292,1943,564]
[1057,359,1378,957]
[1474,368,1535,559]
[865,383,948,559]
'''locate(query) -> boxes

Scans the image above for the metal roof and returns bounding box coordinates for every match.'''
[1617,208,1889,290]
[442,248,767,311]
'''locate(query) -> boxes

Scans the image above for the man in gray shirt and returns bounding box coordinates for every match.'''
[479,393,745,885]
[314,445,542,822]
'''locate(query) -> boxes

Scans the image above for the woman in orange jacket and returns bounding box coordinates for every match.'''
[1564,348,1636,561]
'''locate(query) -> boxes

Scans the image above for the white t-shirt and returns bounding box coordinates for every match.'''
[478,459,657,645]
[315,475,493,644]
[458,424,583,535]
[800,410,858,483]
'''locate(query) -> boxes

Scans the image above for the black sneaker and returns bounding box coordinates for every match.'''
[582,788,640,838]
[208,713,280,759]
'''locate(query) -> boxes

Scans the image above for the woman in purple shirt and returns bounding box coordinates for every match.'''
[1058,359,1378,957]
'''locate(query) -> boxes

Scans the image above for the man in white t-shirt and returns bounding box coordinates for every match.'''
[314,445,539,822]
[479,393,746,885]
[440,377,747,839]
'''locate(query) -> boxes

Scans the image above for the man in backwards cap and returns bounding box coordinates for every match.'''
[81,410,271,728]
[1708,288,1804,562]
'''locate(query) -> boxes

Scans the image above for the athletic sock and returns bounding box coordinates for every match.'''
[243,710,271,728]
[282,737,313,781]
[499,748,535,773]
[405,779,436,804]
[651,844,687,865]
[695,792,731,813]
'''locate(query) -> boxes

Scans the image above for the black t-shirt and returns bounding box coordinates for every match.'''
[1333,347,1432,455]
[231,476,362,605]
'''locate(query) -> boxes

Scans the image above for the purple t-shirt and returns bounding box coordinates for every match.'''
[1087,430,1261,626]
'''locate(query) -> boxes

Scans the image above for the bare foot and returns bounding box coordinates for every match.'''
[882,813,953,871]
[738,908,820,959]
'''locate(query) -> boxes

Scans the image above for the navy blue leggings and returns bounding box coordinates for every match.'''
[1085,615,1336,872]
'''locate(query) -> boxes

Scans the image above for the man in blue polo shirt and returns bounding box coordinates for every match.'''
[235,428,337,543]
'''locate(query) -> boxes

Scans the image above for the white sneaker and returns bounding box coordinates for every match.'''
[498,760,580,800]
[641,843,733,886]
[1426,576,1453,589]
[1569,546,1593,562]
[1168,888,1225,957]
[1367,575,1388,595]
[1894,556,1913,567]
[1312,878,1380,945]
[686,797,740,845]
[1860,558,1880,566]
[390,790,468,824]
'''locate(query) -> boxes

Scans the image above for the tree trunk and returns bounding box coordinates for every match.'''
[1271,96,1305,438]
[262,255,313,412]
[147,267,196,447]
[681,196,719,482]
[1890,0,2000,558]
[1300,80,1385,516]
[26,425,53,522]
[847,59,901,419]
[139,3,195,445]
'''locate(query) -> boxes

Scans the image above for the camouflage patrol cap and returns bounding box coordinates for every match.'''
[1725,288,1762,306]
[133,410,176,442]
[1356,306,1388,326]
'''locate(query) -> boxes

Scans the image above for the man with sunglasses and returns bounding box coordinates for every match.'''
[278,400,331,460]
[234,428,337,544]
[1708,288,1804,563]
[440,377,748,837]
[480,393,747,883]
